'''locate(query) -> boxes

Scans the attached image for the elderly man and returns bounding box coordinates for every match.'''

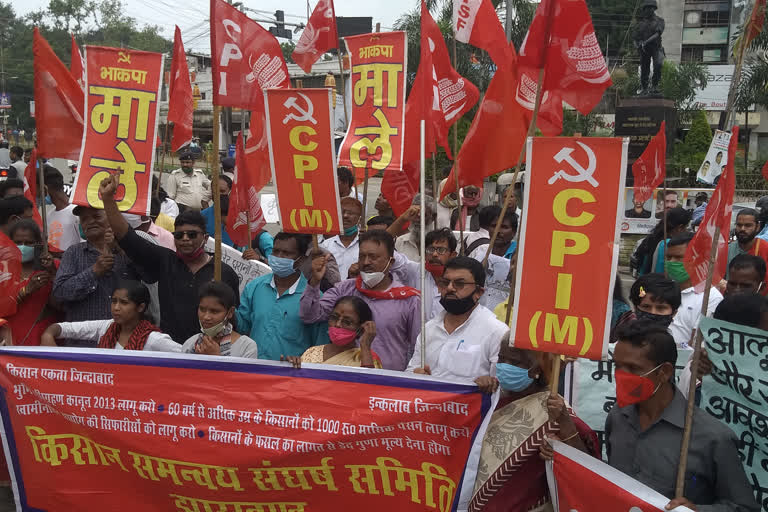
[301,230,420,371]
[320,197,362,279]
[389,194,437,263]
[166,151,212,212]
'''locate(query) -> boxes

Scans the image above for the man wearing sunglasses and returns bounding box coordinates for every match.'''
[98,175,240,343]
[406,256,508,394]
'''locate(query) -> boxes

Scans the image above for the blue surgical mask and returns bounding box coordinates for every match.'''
[268,255,297,278]
[344,224,359,236]
[16,244,35,263]
[496,363,534,392]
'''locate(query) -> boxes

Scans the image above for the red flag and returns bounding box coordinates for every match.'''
[226,133,266,247]
[168,26,194,152]
[33,27,85,160]
[736,0,766,55]
[547,441,694,512]
[440,56,528,199]
[0,231,22,318]
[684,127,738,293]
[243,109,273,194]
[453,0,514,66]
[70,34,85,88]
[22,151,43,229]
[518,0,612,136]
[632,121,666,204]
[761,159,768,183]
[292,0,339,74]
[210,0,290,110]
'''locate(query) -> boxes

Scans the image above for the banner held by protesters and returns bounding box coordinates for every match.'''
[71,46,163,216]
[511,137,628,361]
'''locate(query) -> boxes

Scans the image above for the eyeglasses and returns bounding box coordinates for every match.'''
[426,247,450,255]
[173,230,203,240]
[328,313,358,330]
[436,278,477,291]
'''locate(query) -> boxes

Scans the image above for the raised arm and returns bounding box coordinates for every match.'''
[300,253,342,323]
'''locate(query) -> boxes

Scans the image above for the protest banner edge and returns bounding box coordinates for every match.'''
[71,45,91,209]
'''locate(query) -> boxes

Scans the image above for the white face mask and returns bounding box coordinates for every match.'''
[360,258,392,288]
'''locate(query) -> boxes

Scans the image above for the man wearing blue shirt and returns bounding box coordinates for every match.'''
[236,232,327,359]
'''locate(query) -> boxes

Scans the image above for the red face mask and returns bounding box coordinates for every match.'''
[425,262,445,279]
[614,364,663,408]
[328,326,357,346]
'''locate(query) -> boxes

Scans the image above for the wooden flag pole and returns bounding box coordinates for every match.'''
[243,112,252,248]
[156,121,170,195]
[482,67,546,268]
[549,355,561,394]
[675,225,720,497]
[36,157,49,250]
[337,52,349,129]
[662,181,668,276]
[431,154,438,230]
[361,168,370,231]
[452,36,464,254]
[420,120,427,369]
[212,105,222,281]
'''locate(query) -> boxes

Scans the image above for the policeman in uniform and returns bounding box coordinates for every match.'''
[632,0,665,95]
[166,151,212,213]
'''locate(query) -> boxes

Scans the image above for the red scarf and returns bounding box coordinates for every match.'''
[98,319,160,351]
[355,276,420,300]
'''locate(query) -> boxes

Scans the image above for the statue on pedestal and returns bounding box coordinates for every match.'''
[632,0,665,95]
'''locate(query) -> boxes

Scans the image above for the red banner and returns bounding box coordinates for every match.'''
[0,348,494,511]
[265,89,342,235]
[511,137,627,360]
[337,32,407,174]
[71,46,163,215]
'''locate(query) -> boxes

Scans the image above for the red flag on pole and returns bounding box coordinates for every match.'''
[292,0,339,74]
[684,127,738,292]
[70,34,85,88]
[33,27,85,160]
[453,0,514,66]
[226,133,266,248]
[761,159,768,183]
[632,121,666,203]
[168,26,194,152]
[735,0,766,55]
[439,56,528,199]
[0,231,22,318]
[518,0,612,136]
[22,151,43,229]
[210,0,290,110]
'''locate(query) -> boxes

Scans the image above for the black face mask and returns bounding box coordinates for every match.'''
[636,309,674,328]
[440,292,477,315]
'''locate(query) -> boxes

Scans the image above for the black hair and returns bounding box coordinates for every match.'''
[636,207,691,260]
[729,254,767,281]
[359,229,395,256]
[445,256,486,287]
[274,232,311,255]
[667,231,695,248]
[0,141,8,149]
[219,174,233,190]
[501,209,519,232]
[695,192,708,201]
[736,208,759,224]
[629,273,682,310]
[615,319,677,367]
[613,274,629,306]
[478,205,502,230]
[0,196,33,226]
[150,197,161,218]
[336,166,354,186]
[366,215,395,228]
[714,293,768,328]
[0,178,25,198]
[45,167,65,191]
[113,280,154,324]
[174,209,207,231]
[665,190,679,198]
[219,195,230,216]
[9,218,43,243]
[9,146,23,159]
[425,228,457,253]
[333,296,373,325]
[153,177,169,202]
[198,281,237,310]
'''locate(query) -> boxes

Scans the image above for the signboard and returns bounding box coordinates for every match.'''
[620,187,719,235]
[511,137,628,360]
[0,347,496,511]
[265,88,343,235]
[337,31,407,174]
[0,93,11,110]
[696,130,731,185]
[71,46,162,215]
[260,193,280,224]
[203,238,270,293]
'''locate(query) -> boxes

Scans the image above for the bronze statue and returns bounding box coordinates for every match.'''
[632,0,665,95]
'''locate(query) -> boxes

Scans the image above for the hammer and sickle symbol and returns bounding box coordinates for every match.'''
[547,141,599,188]
[282,93,317,125]
[117,51,131,64]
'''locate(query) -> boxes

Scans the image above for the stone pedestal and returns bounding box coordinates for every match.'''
[614,97,677,184]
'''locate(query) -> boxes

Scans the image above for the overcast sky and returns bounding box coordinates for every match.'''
[17,0,418,54]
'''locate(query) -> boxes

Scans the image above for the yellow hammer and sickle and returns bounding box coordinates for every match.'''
[117,51,131,64]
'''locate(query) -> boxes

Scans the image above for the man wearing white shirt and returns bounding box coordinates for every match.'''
[665,232,723,347]
[406,256,508,393]
[45,170,83,253]
[320,197,362,279]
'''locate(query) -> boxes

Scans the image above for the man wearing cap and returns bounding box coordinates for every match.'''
[166,151,212,213]
[221,157,235,180]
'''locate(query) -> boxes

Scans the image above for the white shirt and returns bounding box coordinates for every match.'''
[669,286,723,348]
[395,231,421,262]
[320,235,359,280]
[160,198,180,218]
[166,169,212,209]
[406,306,508,382]
[181,333,259,358]
[346,189,365,204]
[58,320,181,352]
[391,251,443,321]
[464,228,491,262]
[47,204,83,252]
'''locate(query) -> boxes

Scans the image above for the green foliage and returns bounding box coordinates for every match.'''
[586,0,638,63]
[669,110,712,183]
[280,42,296,64]
[561,110,606,137]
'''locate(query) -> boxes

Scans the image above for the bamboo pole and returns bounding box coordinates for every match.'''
[549,356,561,394]
[662,182,668,277]
[452,36,464,253]
[420,120,427,369]
[431,154,438,230]
[361,168,370,231]
[36,158,49,251]
[212,105,222,281]
[156,121,170,195]
[337,52,349,129]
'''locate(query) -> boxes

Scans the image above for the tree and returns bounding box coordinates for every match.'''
[586,0,638,64]
[280,42,296,64]
[669,110,712,184]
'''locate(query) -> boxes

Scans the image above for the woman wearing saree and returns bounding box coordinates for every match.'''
[286,296,382,368]
[469,337,598,512]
